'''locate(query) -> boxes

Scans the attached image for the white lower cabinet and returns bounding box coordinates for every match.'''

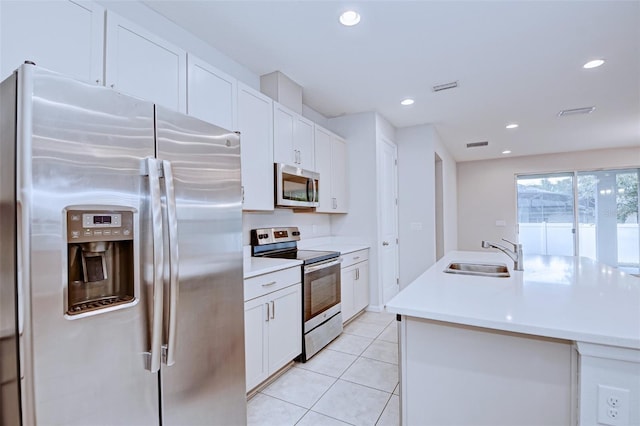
[340,249,370,323]
[244,267,301,392]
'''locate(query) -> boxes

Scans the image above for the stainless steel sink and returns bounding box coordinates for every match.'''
[444,262,510,278]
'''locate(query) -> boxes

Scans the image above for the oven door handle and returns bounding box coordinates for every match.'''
[304,258,342,273]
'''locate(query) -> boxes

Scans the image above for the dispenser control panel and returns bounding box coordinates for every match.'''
[67,210,134,243]
[65,206,137,317]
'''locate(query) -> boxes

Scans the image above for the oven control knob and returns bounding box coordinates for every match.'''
[292,231,300,236]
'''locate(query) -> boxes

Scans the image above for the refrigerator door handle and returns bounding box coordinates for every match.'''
[146,158,164,373]
[162,160,179,367]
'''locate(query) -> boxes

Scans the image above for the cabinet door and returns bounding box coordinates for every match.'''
[267,284,302,373]
[314,126,333,213]
[341,265,356,323]
[353,260,370,313]
[273,103,295,165]
[105,11,186,112]
[1,0,104,83]
[294,115,315,170]
[244,297,269,392]
[331,136,348,213]
[187,54,236,130]
[237,83,274,211]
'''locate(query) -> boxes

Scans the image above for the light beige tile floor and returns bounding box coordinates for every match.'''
[247,311,399,426]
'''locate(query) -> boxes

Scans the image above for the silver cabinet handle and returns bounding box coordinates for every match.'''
[332,197,337,209]
[146,158,164,373]
[262,281,277,287]
[356,268,359,280]
[353,256,360,261]
[265,303,270,322]
[162,160,179,367]
[383,241,390,246]
[270,300,275,319]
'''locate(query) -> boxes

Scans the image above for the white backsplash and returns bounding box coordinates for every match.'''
[242,209,331,245]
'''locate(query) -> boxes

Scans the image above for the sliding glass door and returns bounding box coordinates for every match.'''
[517,168,640,274]
[577,169,639,274]
[516,173,575,256]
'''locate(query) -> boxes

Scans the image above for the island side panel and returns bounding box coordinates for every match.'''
[576,343,640,426]
[401,316,575,426]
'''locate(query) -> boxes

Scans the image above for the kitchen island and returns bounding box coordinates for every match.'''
[386,251,640,426]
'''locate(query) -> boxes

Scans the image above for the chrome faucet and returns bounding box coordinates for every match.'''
[481,239,524,271]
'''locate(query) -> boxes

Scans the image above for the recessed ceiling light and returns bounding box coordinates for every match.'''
[505,123,519,129]
[339,10,361,26]
[583,59,605,69]
[502,150,512,154]
[400,98,414,106]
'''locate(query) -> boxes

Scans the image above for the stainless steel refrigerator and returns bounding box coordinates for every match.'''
[0,63,246,425]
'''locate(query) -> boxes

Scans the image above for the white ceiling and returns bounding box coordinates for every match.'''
[144,1,640,162]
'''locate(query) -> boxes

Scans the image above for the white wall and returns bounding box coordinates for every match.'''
[397,124,457,288]
[457,147,640,251]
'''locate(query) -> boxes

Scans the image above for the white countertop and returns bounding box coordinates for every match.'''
[386,251,640,349]
[243,256,302,279]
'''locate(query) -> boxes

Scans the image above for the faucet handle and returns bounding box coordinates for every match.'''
[501,238,521,249]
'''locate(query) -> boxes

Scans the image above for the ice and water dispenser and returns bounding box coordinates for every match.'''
[65,207,136,316]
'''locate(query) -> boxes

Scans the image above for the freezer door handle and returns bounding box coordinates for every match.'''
[162,160,179,367]
[146,158,164,373]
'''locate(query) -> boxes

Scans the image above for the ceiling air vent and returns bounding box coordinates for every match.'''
[558,106,595,117]
[432,81,458,92]
[466,141,489,148]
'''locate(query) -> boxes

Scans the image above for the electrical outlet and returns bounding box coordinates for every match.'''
[597,385,630,426]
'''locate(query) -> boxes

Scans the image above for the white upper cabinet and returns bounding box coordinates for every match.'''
[314,125,348,213]
[237,82,274,211]
[105,11,186,113]
[187,54,236,130]
[273,103,315,171]
[1,0,104,83]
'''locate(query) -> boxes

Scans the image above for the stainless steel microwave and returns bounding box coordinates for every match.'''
[275,163,319,208]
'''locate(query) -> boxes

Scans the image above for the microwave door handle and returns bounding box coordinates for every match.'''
[162,160,179,367]
[145,158,164,373]
[313,178,318,203]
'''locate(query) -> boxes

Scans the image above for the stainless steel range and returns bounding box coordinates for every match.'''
[251,227,342,361]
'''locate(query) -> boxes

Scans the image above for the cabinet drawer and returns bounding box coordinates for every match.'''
[341,249,369,269]
[244,266,301,301]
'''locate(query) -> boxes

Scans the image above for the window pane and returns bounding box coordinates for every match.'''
[517,174,574,256]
